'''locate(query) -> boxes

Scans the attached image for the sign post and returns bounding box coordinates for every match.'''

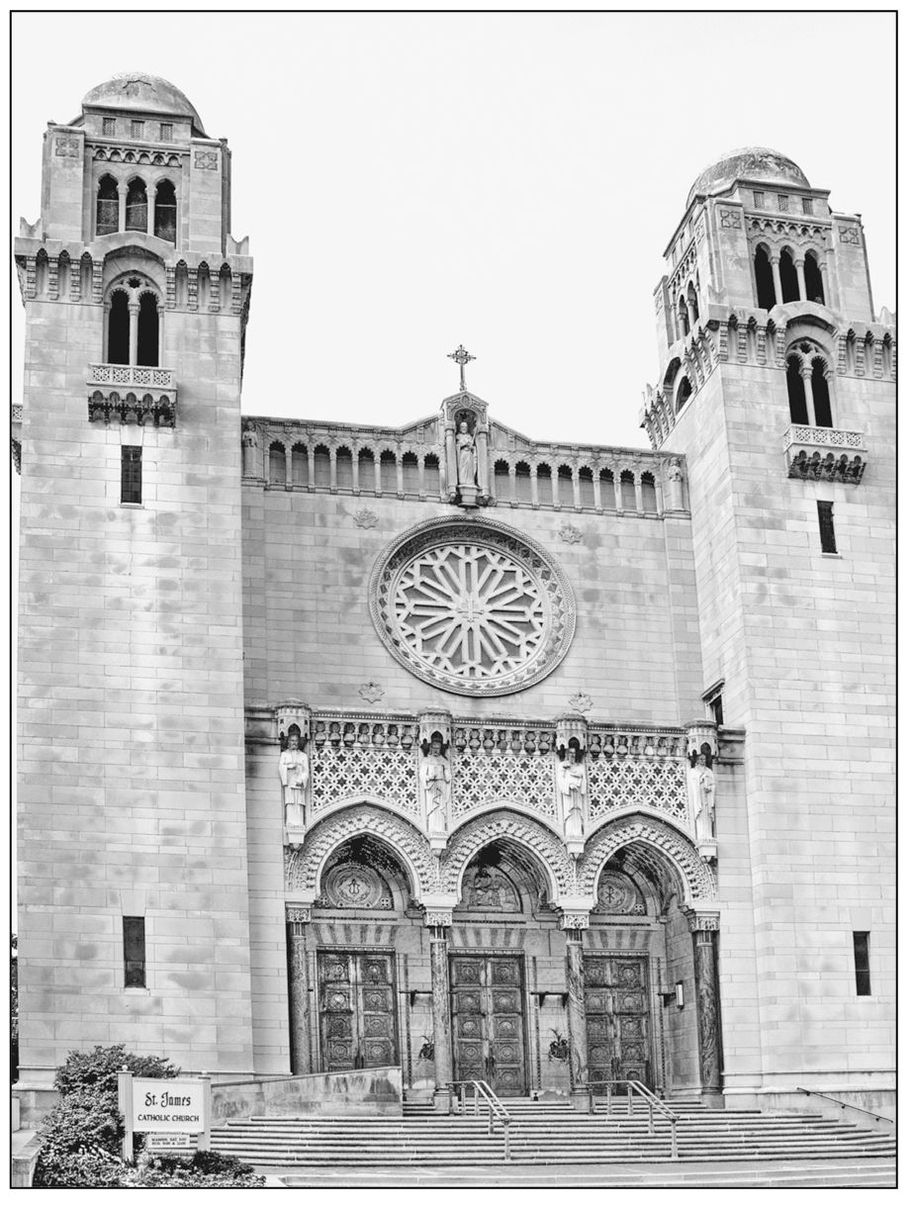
[118,1068,134,1162]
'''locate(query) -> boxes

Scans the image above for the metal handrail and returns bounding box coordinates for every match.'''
[797,1086,894,1125]
[584,1079,679,1158]
[449,1079,513,1160]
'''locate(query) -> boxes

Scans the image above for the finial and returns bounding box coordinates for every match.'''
[447,344,476,393]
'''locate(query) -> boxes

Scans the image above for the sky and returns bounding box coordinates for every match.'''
[9,10,896,451]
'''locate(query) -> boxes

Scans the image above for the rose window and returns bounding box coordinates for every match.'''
[370,518,575,696]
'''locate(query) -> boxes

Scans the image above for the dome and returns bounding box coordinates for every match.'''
[80,72,206,136]
[686,147,809,208]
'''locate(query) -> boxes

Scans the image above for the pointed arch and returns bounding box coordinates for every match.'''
[440,809,575,900]
[286,804,438,900]
[578,812,716,906]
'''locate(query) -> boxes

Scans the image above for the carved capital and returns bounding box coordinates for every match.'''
[558,911,590,931]
[423,908,453,929]
[285,903,312,924]
[685,908,720,933]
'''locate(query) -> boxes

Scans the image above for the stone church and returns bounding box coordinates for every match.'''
[13,74,895,1124]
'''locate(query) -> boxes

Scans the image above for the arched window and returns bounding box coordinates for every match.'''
[269,443,286,484]
[687,282,699,323]
[35,249,49,297]
[804,252,825,305]
[641,472,658,513]
[620,471,637,510]
[578,466,595,508]
[379,450,397,492]
[359,448,375,488]
[675,377,693,414]
[536,463,553,504]
[779,250,800,303]
[493,460,510,501]
[515,461,532,503]
[811,357,833,427]
[197,263,210,310]
[96,175,119,235]
[401,451,419,494]
[219,264,232,310]
[678,295,689,337]
[883,333,894,378]
[754,246,776,310]
[313,445,331,487]
[80,253,93,299]
[291,444,308,486]
[336,446,354,490]
[423,453,440,495]
[58,251,71,299]
[557,465,574,506]
[174,261,188,308]
[153,180,177,242]
[599,467,614,506]
[786,354,807,424]
[136,293,159,366]
[107,289,130,364]
[125,178,148,232]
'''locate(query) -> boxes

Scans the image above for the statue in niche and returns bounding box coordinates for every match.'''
[557,747,587,840]
[420,735,451,835]
[688,750,716,843]
[666,458,684,510]
[242,421,259,477]
[456,418,478,488]
[279,732,309,828]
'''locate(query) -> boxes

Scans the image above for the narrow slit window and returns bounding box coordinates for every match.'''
[817,501,837,554]
[853,932,871,996]
[103,117,116,136]
[121,446,142,505]
[123,916,146,988]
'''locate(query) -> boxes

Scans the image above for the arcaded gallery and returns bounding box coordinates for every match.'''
[14,74,895,1125]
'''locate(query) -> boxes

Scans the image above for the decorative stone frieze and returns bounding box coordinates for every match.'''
[783,424,867,483]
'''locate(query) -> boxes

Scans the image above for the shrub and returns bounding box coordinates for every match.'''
[122,1151,264,1188]
[54,1043,179,1097]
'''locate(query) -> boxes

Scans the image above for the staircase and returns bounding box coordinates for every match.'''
[210,1096,896,1170]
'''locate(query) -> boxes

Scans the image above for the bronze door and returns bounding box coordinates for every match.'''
[584,955,651,1091]
[318,950,398,1072]
[450,954,526,1096]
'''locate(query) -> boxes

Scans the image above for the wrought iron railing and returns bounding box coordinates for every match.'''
[585,1079,679,1158]
[450,1079,513,1160]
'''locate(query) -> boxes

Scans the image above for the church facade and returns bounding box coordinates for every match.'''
[13,76,895,1122]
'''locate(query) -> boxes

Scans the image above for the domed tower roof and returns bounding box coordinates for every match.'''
[80,72,207,136]
[686,147,809,208]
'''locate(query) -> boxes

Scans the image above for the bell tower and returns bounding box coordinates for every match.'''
[641,149,895,1107]
[14,73,255,1110]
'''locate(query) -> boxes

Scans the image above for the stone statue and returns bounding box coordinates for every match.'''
[456,420,478,488]
[279,733,309,828]
[242,421,259,478]
[689,752,716,843]
[557,751,587,840]
[666,458,684,510]
[420,737,451,834]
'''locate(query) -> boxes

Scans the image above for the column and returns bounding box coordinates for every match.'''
[307,446,316,489]
[561,913,590,1111]
[286,905,311,1075]
[800,365,816,427]
[426,911,454,1112]
[157,305,164,366]
[329,448,338,491]
[395,452,404,497]
[443,423,458,500]
[796,256,807,301]
[572,469,581,510]
[593,471,603,511]
[613,472,623,512]
[102,303,111,362]
[634,475,644,514]
[475,427,490,500]
[508,464,516,504]
[117,184,126,233]
[686,296,698,328]
[128,301,140,367]
[770,255,784,305]
[688,912,723,1103]
[285,445,293,489]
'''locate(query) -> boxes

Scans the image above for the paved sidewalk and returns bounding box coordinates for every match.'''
[271,1157,896,1188]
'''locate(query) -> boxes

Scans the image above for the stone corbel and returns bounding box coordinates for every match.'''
[277,701,312,746]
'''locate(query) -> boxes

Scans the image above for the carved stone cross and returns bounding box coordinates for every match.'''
[447,344,476,392]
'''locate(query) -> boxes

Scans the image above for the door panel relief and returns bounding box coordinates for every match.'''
[584,955,651,1090]
[450,954,526,1095]
[318,950,398,1071]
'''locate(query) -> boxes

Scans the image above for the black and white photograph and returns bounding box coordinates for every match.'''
[9,7,896,1193]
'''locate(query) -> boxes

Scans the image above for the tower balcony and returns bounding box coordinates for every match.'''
[783,423,866,484]
[86,363,177,427]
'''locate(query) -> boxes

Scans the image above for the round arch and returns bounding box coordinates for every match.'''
[440,808,576,901]
[578,812,716,906]
[286,804,438,901]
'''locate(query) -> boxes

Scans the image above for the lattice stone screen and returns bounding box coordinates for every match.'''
[451,751,557,819]
[587,755,688,826]
[311,748,420,818]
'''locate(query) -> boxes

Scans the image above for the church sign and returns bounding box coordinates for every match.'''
[117,1072,211,1158]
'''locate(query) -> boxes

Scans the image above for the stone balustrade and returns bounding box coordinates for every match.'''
[783,423,866,483]
[86,362,177,427]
